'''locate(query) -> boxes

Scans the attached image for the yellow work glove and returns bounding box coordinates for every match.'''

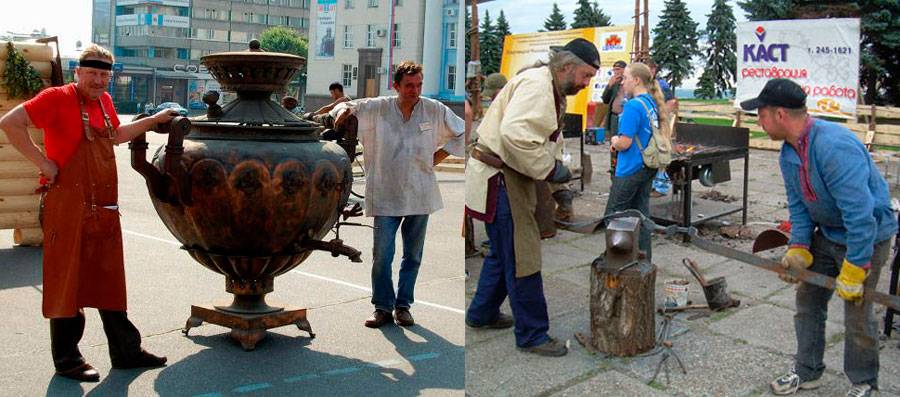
[835,259,868,302]
[780,247,813,284]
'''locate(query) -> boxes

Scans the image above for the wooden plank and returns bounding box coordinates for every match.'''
[0,177,39,195]
[0,42,53,62]
[0,128,44,144]
[0,211,39,229]
[0,143,29,161]
[0,195,40,213]
[0,60,54,79]
[857,104,900,118]
[13,227,43,246]
[0,160,39,179]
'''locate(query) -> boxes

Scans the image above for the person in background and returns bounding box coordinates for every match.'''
[331,61,465,329]
[740,78,896,397]
[604,62,672,262]
[646,59,677,198]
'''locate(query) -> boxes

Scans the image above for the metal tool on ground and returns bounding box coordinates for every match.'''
[752,228,790,253]
[681,258,741,311]
[649,313,687,386]
[558,210,900,312]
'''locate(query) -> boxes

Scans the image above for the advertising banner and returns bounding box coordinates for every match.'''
[499,25,632,129]
[735,18,860,118]
[315,0,337,59]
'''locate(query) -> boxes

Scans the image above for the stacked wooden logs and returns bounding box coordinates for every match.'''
[0,42,53,246]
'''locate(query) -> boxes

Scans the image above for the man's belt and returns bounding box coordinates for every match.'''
[471,147,504,169]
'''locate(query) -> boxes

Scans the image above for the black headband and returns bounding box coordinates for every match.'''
[79,59,113,71]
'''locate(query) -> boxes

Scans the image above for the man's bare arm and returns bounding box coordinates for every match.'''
[0,104,58,182]
[114,110,178,144]
[314,97,350,116]
[433,149,450,166]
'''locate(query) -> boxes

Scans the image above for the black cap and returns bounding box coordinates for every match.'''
[740,78,807,110]
[550,38,601,69]
[613,60,627,68]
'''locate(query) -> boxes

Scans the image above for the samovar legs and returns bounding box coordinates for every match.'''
[181,305,313,351]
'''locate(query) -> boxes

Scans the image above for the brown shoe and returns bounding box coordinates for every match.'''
[364,310,394,328]
[56,363,100,382]
[394,308,415,327]
[517,337,568,357]
[111,349,167,370]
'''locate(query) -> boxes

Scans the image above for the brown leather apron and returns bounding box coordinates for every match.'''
[41,97,125,318]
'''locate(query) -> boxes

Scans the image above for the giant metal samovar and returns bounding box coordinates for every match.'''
[129,40,361,350]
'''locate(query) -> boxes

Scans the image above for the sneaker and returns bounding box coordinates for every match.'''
[466,312,514,329]
[847,384,874,397]
[770,368,823,395]
[517,337,568,357]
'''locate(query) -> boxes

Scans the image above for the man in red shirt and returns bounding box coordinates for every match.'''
[0,44,178,382]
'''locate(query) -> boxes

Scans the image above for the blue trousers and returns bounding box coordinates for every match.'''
[371,215,429,312]
[466,184,550,348]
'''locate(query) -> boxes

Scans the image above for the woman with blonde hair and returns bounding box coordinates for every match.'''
[603,62,672,261]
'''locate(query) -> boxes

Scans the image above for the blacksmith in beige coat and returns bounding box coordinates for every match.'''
[465,38,600,357]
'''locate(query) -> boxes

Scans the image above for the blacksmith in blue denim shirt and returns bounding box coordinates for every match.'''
[742,78,896,397]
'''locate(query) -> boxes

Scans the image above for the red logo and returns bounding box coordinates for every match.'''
[755,26,766,42]
[605,35,621,47]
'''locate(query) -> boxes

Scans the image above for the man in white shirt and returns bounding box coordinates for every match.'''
[332,61,465,328]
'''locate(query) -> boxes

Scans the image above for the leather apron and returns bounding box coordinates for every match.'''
[41,97,125,318]
[505,82,565,278]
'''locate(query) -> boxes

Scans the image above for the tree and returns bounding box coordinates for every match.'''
[650,0,701,91]
[736,0,794,20]
[479,10,501,75]
[572,0,611,28]
[543,3,567,31]
[259,26,308,97]
[694,70,719,99]
[259,26,308,58]
[495,10,512,51]
[696,0,737,98]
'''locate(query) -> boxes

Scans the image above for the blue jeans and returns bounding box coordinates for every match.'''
[371,215,429,312]
[466,184,551,348]
[794,231,890,388]
[652,170,671,194]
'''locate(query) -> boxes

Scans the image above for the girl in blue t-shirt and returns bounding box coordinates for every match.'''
[603,62,673,261]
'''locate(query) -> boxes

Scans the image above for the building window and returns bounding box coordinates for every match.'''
[368,0,378,7]
[344,0,354,8]
[342,64,353,87]
[343,25,352,48]
[366,24,375,47]
[447,65,456,91]
[447,23,456,49]
[231,31,249,42]
[391,23,400,48]
[393,0,401,5]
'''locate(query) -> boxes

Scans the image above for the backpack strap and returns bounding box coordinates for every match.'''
[633,95,658,151]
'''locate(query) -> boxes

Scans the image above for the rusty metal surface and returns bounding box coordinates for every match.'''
[752,228,791,253]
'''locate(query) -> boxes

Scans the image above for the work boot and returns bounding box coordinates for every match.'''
[364,310,394,328]
[517,337,568,357]
[51,311,98,381]
[552,190,574,222]
[111,349,167,370]
[394,308,415,327]
[466,312,514,329]
[770,367,823,395]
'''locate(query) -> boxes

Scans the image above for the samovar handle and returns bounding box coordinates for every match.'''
[128,114,193,206]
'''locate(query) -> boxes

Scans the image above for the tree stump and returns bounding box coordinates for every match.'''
[580,217,657,356]
[588,256,657,356]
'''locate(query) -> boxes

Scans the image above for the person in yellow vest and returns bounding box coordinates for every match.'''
[465,38,600,356]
